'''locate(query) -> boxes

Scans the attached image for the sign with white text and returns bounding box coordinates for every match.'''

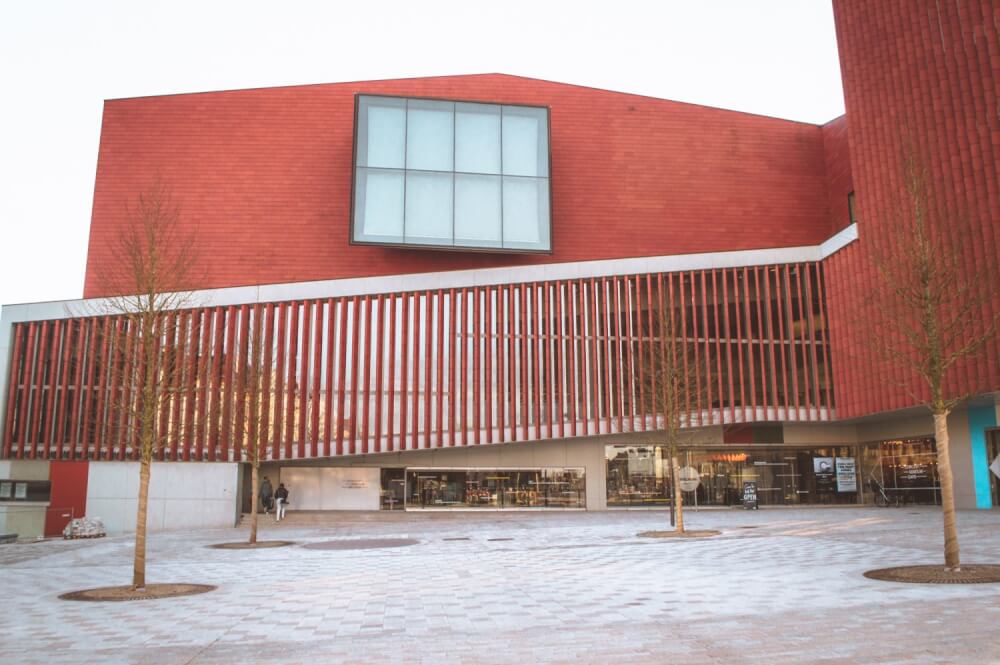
[836,457,857,492]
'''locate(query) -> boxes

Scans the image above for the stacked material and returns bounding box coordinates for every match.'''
[62,517,106,539]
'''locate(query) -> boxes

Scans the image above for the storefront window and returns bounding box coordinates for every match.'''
[606,445,861,507]
[386,467,585,509]
[865,437,940,505]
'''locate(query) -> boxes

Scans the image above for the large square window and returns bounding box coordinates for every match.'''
[352,95,551,252]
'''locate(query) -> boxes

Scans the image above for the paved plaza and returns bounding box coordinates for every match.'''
[3,507,1000,664]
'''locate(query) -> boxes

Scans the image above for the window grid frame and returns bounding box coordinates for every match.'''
[350,93,554,255]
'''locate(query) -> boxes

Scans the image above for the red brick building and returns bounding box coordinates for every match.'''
[1,0,997,535]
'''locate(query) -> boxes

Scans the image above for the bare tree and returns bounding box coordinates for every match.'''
[644,285,709,533]
[95,182,200,589]
[229,305,276,544]
[867,153,999,571]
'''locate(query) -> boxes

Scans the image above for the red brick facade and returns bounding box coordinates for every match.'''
[826,0,1000,417]
[84,75,837,298]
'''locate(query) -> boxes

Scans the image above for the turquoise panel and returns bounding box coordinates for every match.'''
[967,405,997,509]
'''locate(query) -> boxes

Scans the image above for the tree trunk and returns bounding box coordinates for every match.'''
[934,411,961,570]
[249,463,259,544]
[132,458,150,590]
[673,456,685,533]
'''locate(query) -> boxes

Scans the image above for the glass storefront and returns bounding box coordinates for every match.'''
[380,467,586,510]
[607,445,861,507]
[865,437,941,506]
[607,437,942,507]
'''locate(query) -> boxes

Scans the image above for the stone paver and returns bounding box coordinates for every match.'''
[2,507,999,664]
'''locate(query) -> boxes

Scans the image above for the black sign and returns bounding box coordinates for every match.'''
[742,481,758,510]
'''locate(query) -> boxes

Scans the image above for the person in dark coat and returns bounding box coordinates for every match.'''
[259,476,274,514]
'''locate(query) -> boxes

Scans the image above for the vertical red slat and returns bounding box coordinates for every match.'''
[497,287,506,443]
[54,319,76,457]
[423,292,432,448]
[71,321,90,459]
[409,294,420,451]
[373,296,385,453]
[711,271,725,427]
[531,284,542,440]
[815,264,834,413]
[79,320,99,460]
[260,304,275,461]
[37,320,61,459]
[323,299,335,457]
[448,289,457,446]
[741,268,758,422]
[458,289,468,446]
[554,281,564,438]
[752,268,770,420]
[219,308,237,461]
[519,284,530,441]
[773,267,790,419]
[565,281,587,436]
[184,311,201,461]
[3,325,26,458]
[112,318,129,458]
[40,320,65,459]
[297,301,312,459]
[205,309,222,461]
[182,311,201,461]
[804,265,823,415]
[626,277,639,432]
[435,290,444,447]
[472,288,480,444]
[27,322,51,459]
[360,296,372,454]
[670,274,687,426]
[310,301,323,458]
[155,314,173,460]
[283,302,299,459]
[93,319,115,461]
[721,270,736,425]
[543,283,553,438]
[794,266,814,414]
[349,296,362,453]
[783,268,801,419]
[18,321,37,458]
[612,277,626,433]
[760,268,778,419]
[507,285,517,441]
[698,272,711,427]
[644,275,656,429]
[335,297,349,454]
[164,312,183,460]
[195,309,211,461]
[395,295,407,452]
[588,279,601,435]
[269,305,285,461]
[732,272,747,423]
[484,287,494,443]
[386,295,397,452]
[676,274,692,426]
[653,273,674,428]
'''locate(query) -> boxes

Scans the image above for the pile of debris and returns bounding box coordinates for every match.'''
[63,517,106,539]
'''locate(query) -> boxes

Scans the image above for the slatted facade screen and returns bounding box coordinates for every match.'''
[2,263,832,462]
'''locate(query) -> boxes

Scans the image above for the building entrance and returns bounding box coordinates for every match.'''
[988,429,1000,508]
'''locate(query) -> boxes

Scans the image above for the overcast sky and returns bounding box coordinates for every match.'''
[0,0,844,314]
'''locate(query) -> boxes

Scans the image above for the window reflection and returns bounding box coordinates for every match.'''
[385,467,585,509]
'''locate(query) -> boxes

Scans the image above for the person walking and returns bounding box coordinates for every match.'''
[259,476,274,515]
[274,483,290,521]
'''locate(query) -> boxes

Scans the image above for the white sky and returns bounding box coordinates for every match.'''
[0,0,844,314]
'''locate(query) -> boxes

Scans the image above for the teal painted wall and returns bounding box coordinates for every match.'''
[968,406,997,509]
